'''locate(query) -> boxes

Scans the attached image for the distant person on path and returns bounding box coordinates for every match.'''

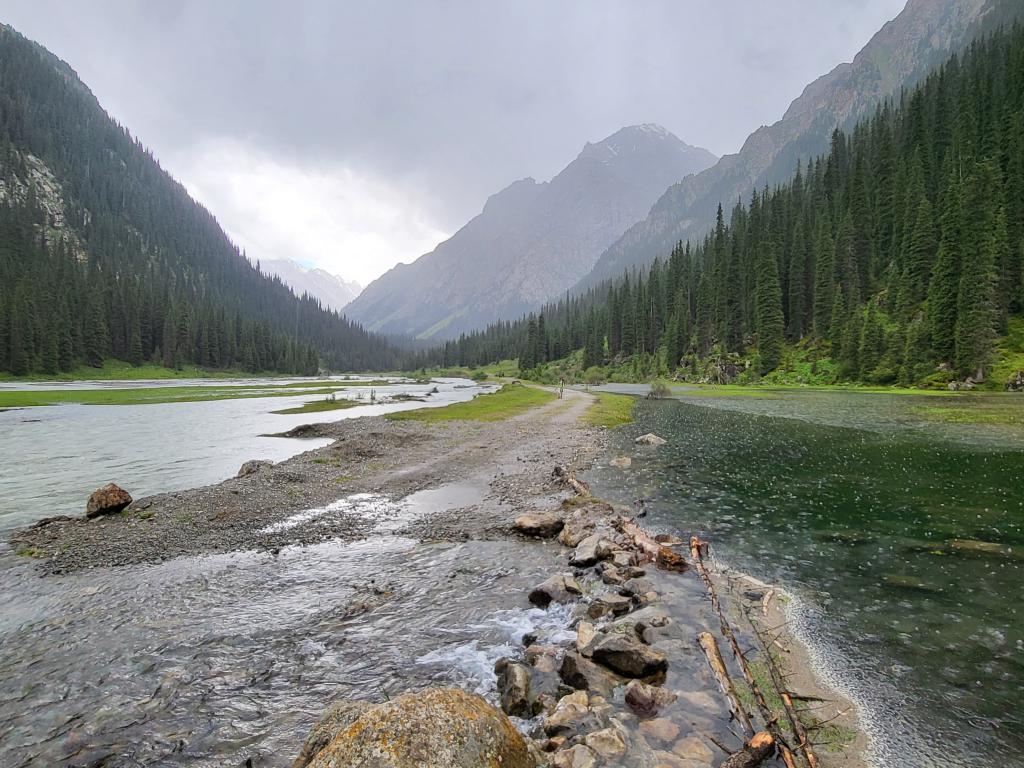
[558,378,565,399]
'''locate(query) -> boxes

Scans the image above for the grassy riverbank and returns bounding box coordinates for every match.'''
[387,382,554,422]
[0,381,365,408]
[584,392,636,427]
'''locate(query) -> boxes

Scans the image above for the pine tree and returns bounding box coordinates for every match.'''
[755,238,785,373]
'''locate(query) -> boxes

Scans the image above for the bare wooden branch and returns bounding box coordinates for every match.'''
[721,731,777,768]
[697,631,754,738]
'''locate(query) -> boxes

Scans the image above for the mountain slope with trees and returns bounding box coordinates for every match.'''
[426,23,1024,389]
[569,0,1022,297]
[0,25,399,376]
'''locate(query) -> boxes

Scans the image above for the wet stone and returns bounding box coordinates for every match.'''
[639,717,681,744]
[590,632,668,679]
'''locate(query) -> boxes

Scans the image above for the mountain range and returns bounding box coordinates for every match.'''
[258,259,362,313]
[572,0,1018,292]
[344,125,716,339]
[351,0,1020,342]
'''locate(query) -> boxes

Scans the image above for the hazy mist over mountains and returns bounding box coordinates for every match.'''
[258,259,362,313]
[344,125,716,339]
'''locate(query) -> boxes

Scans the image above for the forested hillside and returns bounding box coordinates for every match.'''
[427,25,1024,388]
[0,25,399,376]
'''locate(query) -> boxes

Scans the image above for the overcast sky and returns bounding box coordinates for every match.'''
[4,0,906,285]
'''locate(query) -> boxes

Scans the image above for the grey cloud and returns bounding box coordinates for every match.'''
[3,0,907,236]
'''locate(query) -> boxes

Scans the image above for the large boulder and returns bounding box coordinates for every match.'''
[1007,370,1024,392]
[589,633,668,679]
[293,700,372,767]
[298,687,535,768]
[513,511,564,538]
[85,483,133,519]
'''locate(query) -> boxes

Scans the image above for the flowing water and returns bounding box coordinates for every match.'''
[0,377,485,534]
[586,387,1024,768]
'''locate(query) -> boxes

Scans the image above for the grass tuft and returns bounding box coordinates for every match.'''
[585,392,636,427]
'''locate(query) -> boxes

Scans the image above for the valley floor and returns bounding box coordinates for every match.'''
[6,386,860,768]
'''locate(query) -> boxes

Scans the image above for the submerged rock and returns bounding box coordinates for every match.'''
[551,744,598,768]
[85,483,133,518]
[298,687,534,768]
[609,456,632,468]
[544,689,603,739]
[514,511,564,538]
[634,433,667,446]
[624,679,677,717]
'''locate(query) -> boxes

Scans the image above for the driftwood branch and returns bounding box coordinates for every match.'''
[619,518,690,572]
[552,465,589,496]
[720,731,776,768]
[697,632,755,738]
[691,537,802,768]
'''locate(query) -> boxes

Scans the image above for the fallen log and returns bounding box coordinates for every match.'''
[697,631,754,738]
[720,731,776,768]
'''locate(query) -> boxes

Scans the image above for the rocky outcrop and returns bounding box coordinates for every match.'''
[345,125,716,340]
[296,688,534,768]
[1006,370,1024,391]
[85,483,132,518]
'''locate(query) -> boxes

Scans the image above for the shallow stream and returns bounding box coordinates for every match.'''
[587,387,1024,767]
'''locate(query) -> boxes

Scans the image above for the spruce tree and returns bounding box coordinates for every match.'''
[755,238,785,373]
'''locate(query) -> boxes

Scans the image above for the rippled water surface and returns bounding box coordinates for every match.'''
[0,512,567,767]
[587,387,1024,768]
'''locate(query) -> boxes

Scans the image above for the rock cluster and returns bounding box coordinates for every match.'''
[495,491,719,767]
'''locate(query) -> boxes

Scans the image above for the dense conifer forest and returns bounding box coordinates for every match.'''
[427,25,1024,387]
[0,25,400,376]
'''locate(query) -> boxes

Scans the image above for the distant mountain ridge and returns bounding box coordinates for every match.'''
[571,0,1019,293]
[344,124,717,339]
[259,259,362,312]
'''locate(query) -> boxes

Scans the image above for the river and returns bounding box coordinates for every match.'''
[0,376,486,535]
[586,385,1024,768]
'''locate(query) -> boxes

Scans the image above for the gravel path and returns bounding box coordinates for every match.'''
[10,388,604,573]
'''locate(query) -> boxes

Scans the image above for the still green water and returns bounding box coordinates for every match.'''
[587,389,1024,768]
